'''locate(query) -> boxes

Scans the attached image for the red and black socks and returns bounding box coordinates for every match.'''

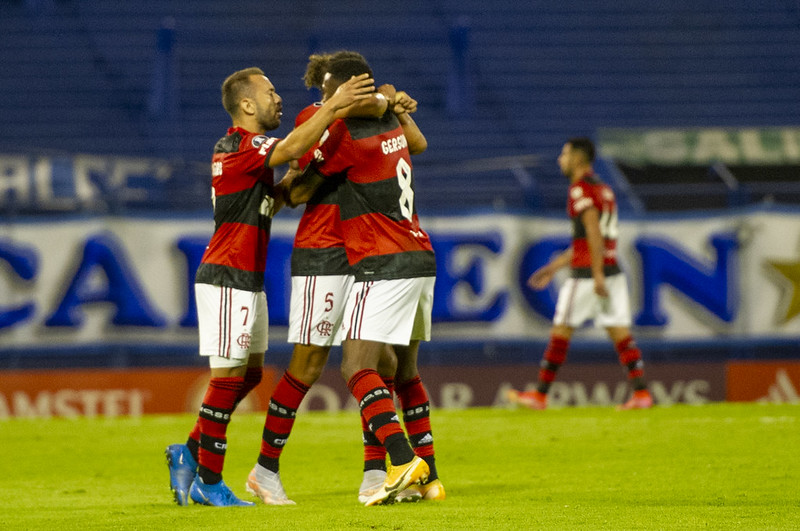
[257,371,310,473]
[616,336,647,391]
[197,376,244,484]
[397,375,438,481]
[362,376,393,472]
[348,369,414,466]
[536,335,570,394]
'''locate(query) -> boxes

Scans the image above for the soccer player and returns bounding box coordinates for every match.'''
[245,51,390,505]
[247,51,441,505]
[507,137,654,411]
[164,66,374,507]
[303,55,442,506]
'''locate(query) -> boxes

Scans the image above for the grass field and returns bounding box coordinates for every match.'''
[1,403,798,530]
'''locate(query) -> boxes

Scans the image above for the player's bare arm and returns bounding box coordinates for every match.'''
[279,164,328,208]
[333,92,388,119]
[392,91,418,114]
[581,207,609,297]
[272,165,303,213]
[391,90,427,155]
[528,248,572,290]
[269,74,374,167]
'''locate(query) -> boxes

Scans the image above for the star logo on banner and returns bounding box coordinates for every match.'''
[767,258,800,323]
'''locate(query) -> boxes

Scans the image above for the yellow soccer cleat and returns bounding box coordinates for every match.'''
[396,478,446,502]
[363,456,429,506]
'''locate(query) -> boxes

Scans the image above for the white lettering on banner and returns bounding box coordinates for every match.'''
[0,210,799,347]
[439,383,474,409]
[0,154,173,211]
[599,127,800,165]
[760,370,800,404]
[497,380,711,408]
[0,156,30,203]
[0,389,148,419]
[249,379,716,414]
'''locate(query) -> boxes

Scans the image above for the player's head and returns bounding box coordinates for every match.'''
[322,55,373,100]
[304,50,367,90]
[221,67,283,131]
[558,137,595,177]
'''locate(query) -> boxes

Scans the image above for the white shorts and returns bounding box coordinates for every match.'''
[553,273,632,328]
[195,284,268,368]
[342,277,434,345]
[287,274,354,347]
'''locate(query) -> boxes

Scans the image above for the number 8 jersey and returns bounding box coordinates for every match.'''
[312,112,436,282]
[567,173,621,278]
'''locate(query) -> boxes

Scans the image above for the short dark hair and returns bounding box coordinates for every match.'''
[303,50,367,89]
[221,67,264,117]
[567,137,595,163]
[326,55,373,85]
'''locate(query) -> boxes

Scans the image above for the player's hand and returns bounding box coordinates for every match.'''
[393,91,418,114]
[528,267,554,290]
[377,84,397,106]
[593,275,609,298]
[327,73,375,110]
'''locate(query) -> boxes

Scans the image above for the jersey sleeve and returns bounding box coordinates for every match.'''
[294,104,324,170]
[313,120,350,176]
[243,134,280,174]
[569,181,600,217]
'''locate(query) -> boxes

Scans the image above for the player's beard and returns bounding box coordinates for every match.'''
[256,104,281,132]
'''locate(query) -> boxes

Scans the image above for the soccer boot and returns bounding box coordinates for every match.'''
[507,389,547,410]
[363,456,429,507]
[357,469,387,504]
[165,443,198,506]
[245,466,296,505]
[189,477,255,507]
[396,478,446,502]
[617,389,654,410]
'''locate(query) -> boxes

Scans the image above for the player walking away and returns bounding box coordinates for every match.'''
[164,66,374,507]
[507,137,654,411]
[247,51,444,506]
[303,55,443,506]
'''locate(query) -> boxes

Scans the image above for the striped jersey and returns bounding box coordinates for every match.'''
[194,126,280,292]
[290,103,351,276]
[313,112,436,281]
[568,172,621,278]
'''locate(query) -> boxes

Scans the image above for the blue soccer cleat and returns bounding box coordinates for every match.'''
[189,477,255,507]
[165,443,198,506]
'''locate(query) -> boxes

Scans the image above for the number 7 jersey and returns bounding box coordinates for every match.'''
[567,173,621,278]
[313,113,436,282]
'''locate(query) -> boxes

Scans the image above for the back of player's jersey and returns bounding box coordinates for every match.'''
[316,113,435,281]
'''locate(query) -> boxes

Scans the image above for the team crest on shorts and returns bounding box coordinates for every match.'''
[315,320,334,337]
[236,333,252,349]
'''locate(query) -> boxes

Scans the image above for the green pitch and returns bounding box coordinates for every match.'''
[1,403,798,530]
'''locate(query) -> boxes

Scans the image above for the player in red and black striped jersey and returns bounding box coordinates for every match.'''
[165,66,375,507]
[305,55,443,505]
[248,51,395,505]
[249,52,442,505]
[508,137,654,411]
